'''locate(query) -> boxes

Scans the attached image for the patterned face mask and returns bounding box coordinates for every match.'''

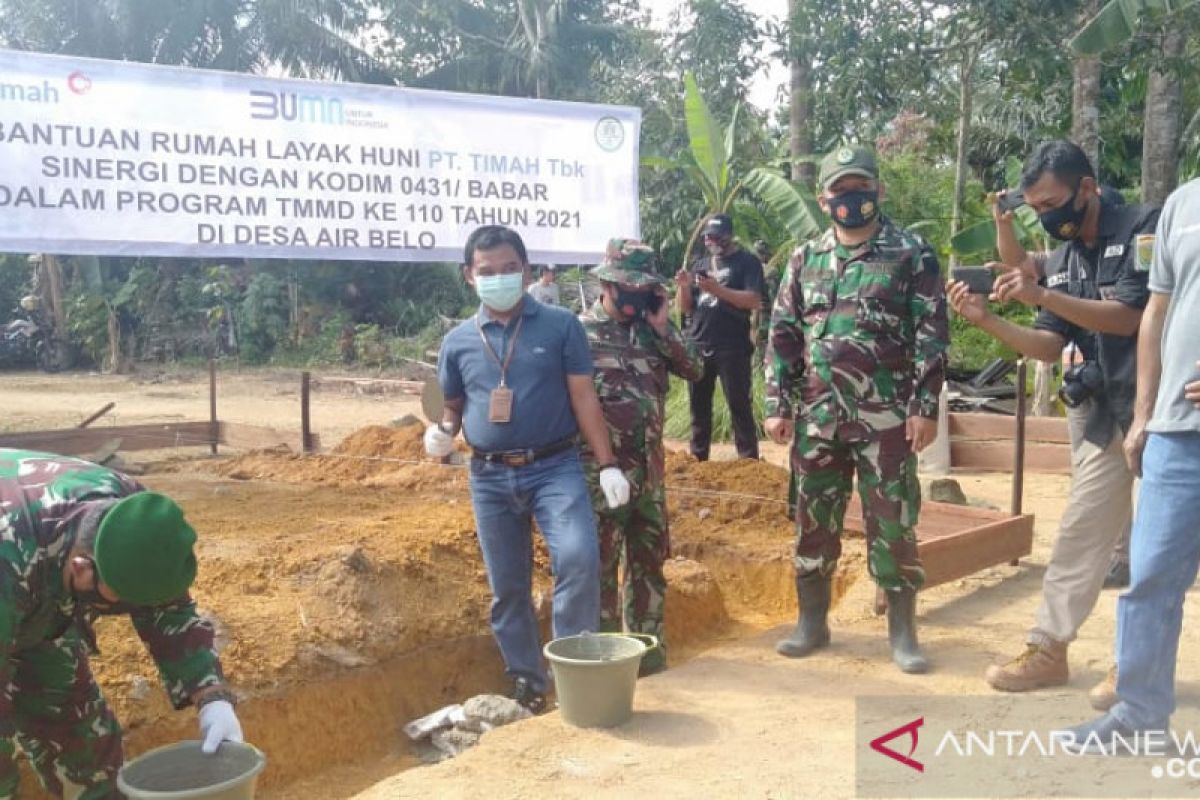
[827,189,880,229]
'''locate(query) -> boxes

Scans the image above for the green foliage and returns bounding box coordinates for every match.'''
[65,292,110,368]
[238,272,289,364]
[664,372,766,443]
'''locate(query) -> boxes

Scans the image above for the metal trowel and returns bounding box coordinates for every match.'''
[421,378,454,464]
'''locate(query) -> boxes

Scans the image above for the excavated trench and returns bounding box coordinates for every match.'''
[19,426,864,799]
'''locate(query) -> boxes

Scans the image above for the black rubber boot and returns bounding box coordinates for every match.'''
[886,587,929,674]
[775,571,832,658]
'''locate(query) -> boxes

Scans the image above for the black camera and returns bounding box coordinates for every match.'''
[1058,361,1104,408]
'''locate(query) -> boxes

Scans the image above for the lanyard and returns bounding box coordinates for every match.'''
[475,313,524,388]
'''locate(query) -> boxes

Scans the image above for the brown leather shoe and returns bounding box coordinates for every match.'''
[1089,665,1118,711]
[985,642,1069,692]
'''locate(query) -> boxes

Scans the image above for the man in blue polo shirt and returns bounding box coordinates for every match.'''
[425,225,630,712]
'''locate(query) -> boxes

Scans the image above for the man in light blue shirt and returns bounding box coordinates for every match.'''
[425,225,630,713]
[1061,177,1200,749]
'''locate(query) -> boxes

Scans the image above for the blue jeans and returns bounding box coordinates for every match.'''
[468,447,600,693]
[1111,432,1200,730]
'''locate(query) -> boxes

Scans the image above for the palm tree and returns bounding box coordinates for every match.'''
[0,0,393,81]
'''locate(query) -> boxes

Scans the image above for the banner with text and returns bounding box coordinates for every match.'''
[0,49,641,263]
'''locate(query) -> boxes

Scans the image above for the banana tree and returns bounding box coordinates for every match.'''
[1069,0,1194,54]
[643,72,824,269]
[642,72,750,268]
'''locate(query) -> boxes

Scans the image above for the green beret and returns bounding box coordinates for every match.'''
[94,492,198,605]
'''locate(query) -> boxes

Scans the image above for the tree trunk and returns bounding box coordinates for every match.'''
[949,45,979,270]
[788,0,815,187]
[1141,29,1184,205]
[1071,0,1102,170]
[42,254,67,342]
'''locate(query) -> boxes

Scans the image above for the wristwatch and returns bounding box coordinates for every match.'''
[437,421,457,436]
[195,686,238,709]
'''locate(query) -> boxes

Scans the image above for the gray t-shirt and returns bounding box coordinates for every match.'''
[527,282,560,306]
[1148,178,1200,433]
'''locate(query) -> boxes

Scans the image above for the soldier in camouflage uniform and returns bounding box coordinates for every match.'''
[0,449,243,799]
[764,146,949,674]
[581,239,704,675]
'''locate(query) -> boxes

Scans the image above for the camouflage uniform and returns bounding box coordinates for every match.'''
[0,450,223,799]
[580,240,704,667]
[765,219,949,591]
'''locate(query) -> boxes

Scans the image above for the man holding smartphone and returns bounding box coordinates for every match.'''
[948,140,1159,698]
[674,213,765,461]
[581,239,703,674]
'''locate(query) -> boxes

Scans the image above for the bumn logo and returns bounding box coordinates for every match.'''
[870,717,924,773]
[249,90,344,125]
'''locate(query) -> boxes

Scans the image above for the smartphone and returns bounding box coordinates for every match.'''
[951,266,994,295]
[997,189,1026,213]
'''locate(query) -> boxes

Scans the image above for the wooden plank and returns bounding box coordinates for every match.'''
[218,421,320,452]
[0,422,214,455]
[949,413,1069,443]
[842,495,1033,588]
[951,440,1071,473]
[918,515,1035,587]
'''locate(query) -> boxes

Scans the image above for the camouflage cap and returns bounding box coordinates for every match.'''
[818,145,879,190]
[591,238,664,286]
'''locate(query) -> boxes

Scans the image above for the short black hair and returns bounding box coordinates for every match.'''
[463,225,528,267]
[1020,140,1095,190]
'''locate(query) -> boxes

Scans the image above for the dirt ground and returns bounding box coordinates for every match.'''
[3,369,1192,800]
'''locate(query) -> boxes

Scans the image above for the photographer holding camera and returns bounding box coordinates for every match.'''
[948,140,1159,699]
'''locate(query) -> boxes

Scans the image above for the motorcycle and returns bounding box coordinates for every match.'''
[0,297,71,372]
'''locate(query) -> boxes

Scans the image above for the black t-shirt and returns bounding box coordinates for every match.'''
[685,247,765,353]
[1034,198,1160,447]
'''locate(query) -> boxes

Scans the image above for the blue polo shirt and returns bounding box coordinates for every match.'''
[438,298,593,452]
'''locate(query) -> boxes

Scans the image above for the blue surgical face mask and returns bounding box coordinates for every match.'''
[474,273,525,312]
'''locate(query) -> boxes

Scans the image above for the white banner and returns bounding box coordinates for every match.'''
[0,50,641,264]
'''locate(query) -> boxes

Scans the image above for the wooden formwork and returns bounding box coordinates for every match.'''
[950,412,1070,474]
[844,497,1035,589]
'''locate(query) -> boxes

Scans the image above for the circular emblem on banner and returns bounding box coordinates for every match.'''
[67,71,92,95]
[836,147,855,164]
[595,116,625,152]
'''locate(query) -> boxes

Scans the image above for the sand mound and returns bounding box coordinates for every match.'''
[215,422,470,491]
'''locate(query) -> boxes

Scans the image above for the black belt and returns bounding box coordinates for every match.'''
[472,436,576,467]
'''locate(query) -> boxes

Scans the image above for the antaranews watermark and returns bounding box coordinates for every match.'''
[856,696,1200,798]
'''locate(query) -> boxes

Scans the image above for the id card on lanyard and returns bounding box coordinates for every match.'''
[475,313,524,424]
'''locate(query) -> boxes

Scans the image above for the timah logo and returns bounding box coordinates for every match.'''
[249,90,344,125]
[870,717,924,773]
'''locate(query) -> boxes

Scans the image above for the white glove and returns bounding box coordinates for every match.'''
[599,466,631,509]
[198,700,244,754]
[424,424,455,458]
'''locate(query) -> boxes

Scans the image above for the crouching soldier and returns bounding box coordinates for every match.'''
[0,449,242,799]
[581,239,704,675]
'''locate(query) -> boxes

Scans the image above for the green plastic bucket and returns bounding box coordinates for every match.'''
[543,633,657,728]
[117,741,266,800]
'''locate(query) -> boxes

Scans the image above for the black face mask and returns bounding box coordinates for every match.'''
[613,287,659,319]
[1039,188,1088,242]
[827,190,880,229]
